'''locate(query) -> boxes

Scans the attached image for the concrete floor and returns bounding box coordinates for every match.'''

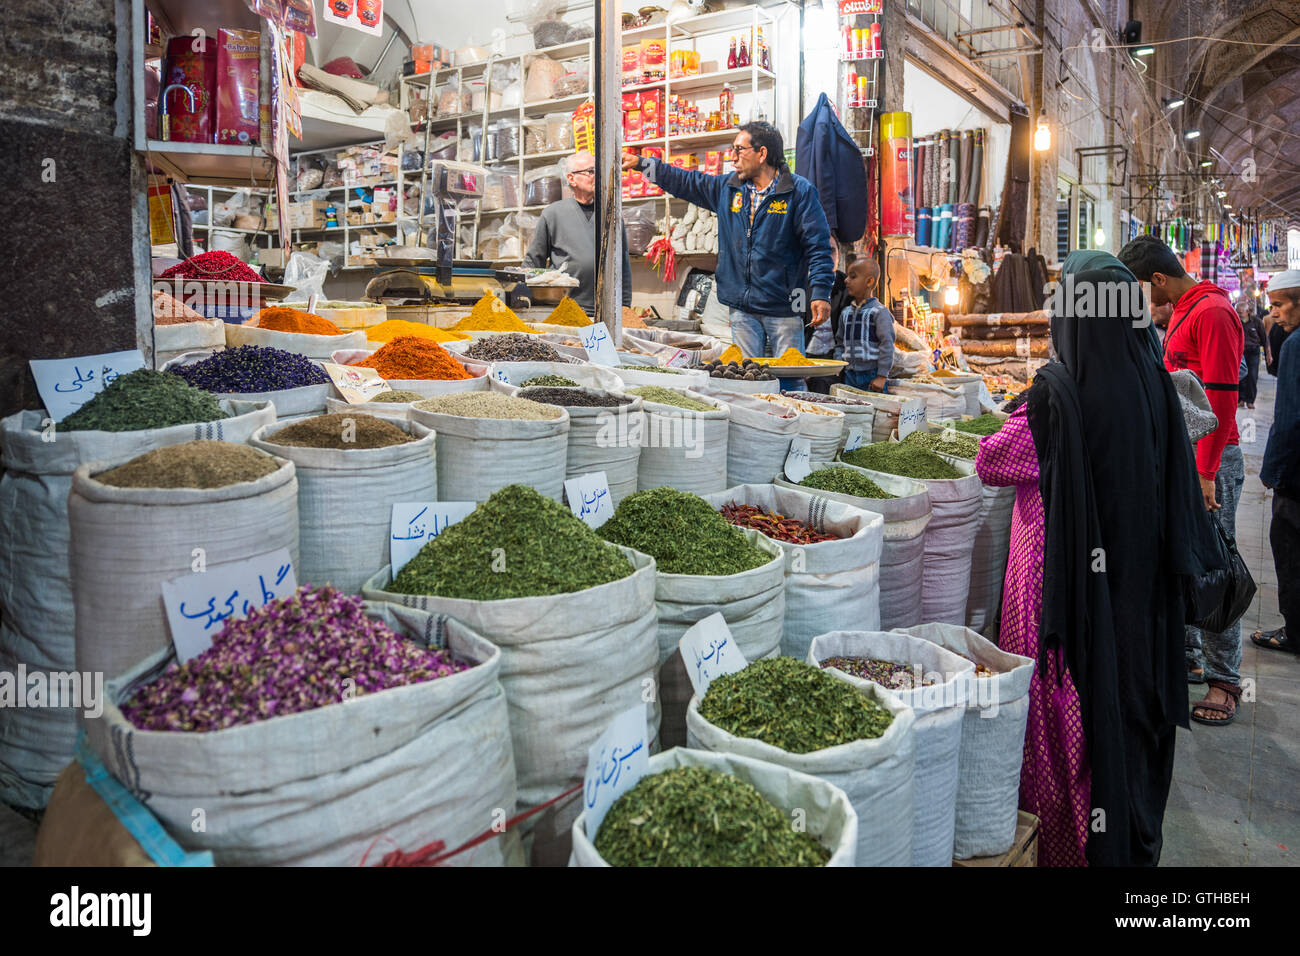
[1,378,1295,868]
[1161,374,1298,866]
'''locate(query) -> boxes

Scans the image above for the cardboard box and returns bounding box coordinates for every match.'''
[640,38,666,82]
[952,812,1040,868]
[639,89,662,139]
[254,247,285,269]
[703,150,724,175]
[216,28,260,145]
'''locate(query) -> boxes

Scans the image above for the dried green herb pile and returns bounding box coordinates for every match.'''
[521,374,579,387]
[841,441,962,479]
[266,413,413,450]
[56,369,227,433]
[600,487,772,576]
[699,657,894,753]
[369,389,425,403]
[413,392,563,420]
[94,441,279,489]
[593,766,831,867]
[626,386,714,411]
[389,484,633,600]
[900,428,981,459]
[797,466,895,499]
[950,413,1004,436]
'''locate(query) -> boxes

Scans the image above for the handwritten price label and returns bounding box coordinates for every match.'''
[580,322,621,366]
[583,704,649,835]
[161,548,297,663]
[663,349,691,369]
[29,350,146,423]
[389,501,478,576]
[321,362,392,403]
[843,425,866,452]
[679,612,747,699]
[896,398,926,439]
[564,471,613,529]
[784,436,813,483]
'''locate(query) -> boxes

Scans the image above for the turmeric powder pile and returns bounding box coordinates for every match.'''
[252,306,346,336]
[366,319,470,344]
[542,296,592,327]
[449,293,539,334]
[719,344,818,366]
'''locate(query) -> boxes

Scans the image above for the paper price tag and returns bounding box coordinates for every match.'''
[580,322,621,366]
[784,436,813,483]
[583,704,649,835]
[897,398,926,439]
[843,425,866,452]
[564,471,613,529]
[321,362,392,403]
[161,548,296,663]
[663,349,691,369]
[494,367,511,383]
[679,612,747,699]
[389,501,477,576]
[30,350,146,423]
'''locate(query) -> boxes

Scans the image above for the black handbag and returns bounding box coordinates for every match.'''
[1186,521,1256,633]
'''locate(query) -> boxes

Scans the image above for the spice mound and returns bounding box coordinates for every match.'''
[782,390,872,407]
[252,306,345,336]
[901,428,981,460]
[621,306,649,330]
[704,358,774,381]
[152,289,209,325]
[57,369,228,433]
[797,467,894,499]
[465,333,566,364]
[450,293,538,333]
[369,389,425,404]
[266,413,414,450]
[414,392,563,421]
[366,319,469,344]
[951,413,1004,436]
[390,484,634,600]
[700,657,895,753]
[94,441,279,489]
[542,296,592,327]
[169,346,330,393]
[120,586,469,732]
[522,374,579,388]
[841,442,962,479]
[601,487,773,576]
[593,766,830,867]
[625,386,714,411]
[718,502,839,544]
[628,364,683,375]
[351,336,472,380]
[520,387,632,408]
[158,249,264,283]
[821,655,936,690]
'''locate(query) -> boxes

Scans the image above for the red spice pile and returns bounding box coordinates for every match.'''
[158,250,265,283]
[152,289,210,325]
[718,502,839,544]
[253,306,345,336]
[351,336,472,380]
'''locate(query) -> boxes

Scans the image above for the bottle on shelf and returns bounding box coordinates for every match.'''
[719,83,735,123]
[738,35,750,68]
[870,22,882,55]
[758,27,771,70]
[847,69,858,107]
[727,37,738,69]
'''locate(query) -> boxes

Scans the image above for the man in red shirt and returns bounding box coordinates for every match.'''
[1120,236,1245,725]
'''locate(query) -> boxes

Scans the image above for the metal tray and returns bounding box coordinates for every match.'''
[758,359,847,378]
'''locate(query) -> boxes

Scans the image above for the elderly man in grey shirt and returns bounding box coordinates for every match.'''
[523,151,633,315]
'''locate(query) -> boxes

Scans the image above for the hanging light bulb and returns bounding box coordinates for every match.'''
[1033,112,1051,151]
[944,282,959,306]
[1094,226,1105,248]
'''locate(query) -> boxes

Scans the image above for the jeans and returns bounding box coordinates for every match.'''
[1187,443,1245,685]
[843,367,886,392]
[729,308,806,392]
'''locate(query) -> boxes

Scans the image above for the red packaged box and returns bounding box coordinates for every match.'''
[622,45,641,87]
[622,91,641,142]
[161,35,216,143]
[641,146,663,195]
[639,89,662,139]
[703,149,723,175]
[216,28,261,145]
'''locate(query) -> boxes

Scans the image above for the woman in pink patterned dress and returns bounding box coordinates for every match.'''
[976,407,1090,867]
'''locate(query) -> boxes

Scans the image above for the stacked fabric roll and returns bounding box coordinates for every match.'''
[914,128,986,253]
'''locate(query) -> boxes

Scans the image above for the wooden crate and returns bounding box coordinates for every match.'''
[953,811,1040,868]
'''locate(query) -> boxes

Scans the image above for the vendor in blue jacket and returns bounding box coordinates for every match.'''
[622,122,835,387]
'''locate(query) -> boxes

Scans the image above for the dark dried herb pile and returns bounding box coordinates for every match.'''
[600,487,772,576]
[57,369,227,433]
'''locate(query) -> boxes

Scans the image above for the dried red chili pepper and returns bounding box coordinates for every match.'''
[718,502,838,544]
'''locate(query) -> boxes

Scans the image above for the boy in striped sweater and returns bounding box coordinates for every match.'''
[835,258,894,392]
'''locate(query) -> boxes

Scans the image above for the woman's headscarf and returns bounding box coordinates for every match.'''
[1025,250,1223,865]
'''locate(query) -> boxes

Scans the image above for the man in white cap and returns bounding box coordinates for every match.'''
[1256,268,1300,655]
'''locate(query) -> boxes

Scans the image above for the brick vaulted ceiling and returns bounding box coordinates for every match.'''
[1134,0,1300,224]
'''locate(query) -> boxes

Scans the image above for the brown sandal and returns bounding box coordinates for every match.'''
[1191,680,1242,726]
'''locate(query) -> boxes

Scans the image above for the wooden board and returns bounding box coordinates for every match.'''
[953,811,1040,867]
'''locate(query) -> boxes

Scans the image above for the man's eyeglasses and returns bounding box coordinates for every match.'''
[728,145,759,157]
[569,168,596,177]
